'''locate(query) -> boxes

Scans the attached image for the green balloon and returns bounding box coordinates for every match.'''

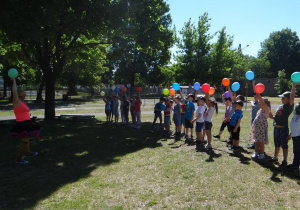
[8,68,18,78]
[163,89,169,95]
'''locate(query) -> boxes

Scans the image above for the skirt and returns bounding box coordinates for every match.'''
[10,120,41,138]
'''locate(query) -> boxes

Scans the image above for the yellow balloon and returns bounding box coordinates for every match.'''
[100,91,105,96]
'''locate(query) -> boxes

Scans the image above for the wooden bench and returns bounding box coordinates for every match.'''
[58,114,95,122]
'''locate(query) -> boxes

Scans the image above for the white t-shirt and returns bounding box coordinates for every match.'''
[205,107,216,123]
[195,105,206,123]
[290,115,300,137]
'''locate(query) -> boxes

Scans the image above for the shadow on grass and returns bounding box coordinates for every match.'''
[195,143,222,162]
[0,120,162,210]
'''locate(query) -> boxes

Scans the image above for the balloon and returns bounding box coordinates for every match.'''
[169,88,175,96]
[163,89,169,95]
[255,83,265,94]
[225,91,230,98]
[8,68,18,78]
[208,87,215,95]
[245,71,255,80]
[114,88,119,93]
[100,91,105,96]
[122,87,127,92]
[222,78,230,87]
[194,82,200,91]
[137,87,142,92]
[120,84,125,89]
[172,83,180,91]
[202,83,210,93]
[111,85,116,90]
[291,72,300,83]
[231,82,240,92]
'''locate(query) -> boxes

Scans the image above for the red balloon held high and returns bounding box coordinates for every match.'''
[255,83,265,94]
[202,83,210,93]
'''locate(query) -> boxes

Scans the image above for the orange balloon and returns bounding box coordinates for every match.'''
[122,87,127,92]
[222,78,230,86]
[208,87,215,95]
[169,88,176,96]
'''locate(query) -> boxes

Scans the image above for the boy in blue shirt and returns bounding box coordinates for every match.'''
[229,100,244,151]
[180,90,195,141]
[151,97,165,130]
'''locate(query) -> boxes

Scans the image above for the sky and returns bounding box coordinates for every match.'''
[168,0,300,58]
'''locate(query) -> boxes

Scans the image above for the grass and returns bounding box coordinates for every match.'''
[1,98,300,209]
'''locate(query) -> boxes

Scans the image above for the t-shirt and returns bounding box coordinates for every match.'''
[230,110,243,127]
[122,100,129,112]
[274,103,294,127]
[224,106,231,121]
[205,107,216,123]
[105,101,111,110]
[195,105,206,123]
[113,100,119,111]
[180,104,186,117]
[134,100,142,112]
[184,99,195,120]
[154,102,162,114]
[290,115,300,137]
[164,103,172,116]
[251,101,260,121]
[173,103,181,121]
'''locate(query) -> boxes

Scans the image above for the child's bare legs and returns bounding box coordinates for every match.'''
[206,130,212,145]
[196,132,203,141]
[283,148,288,161]
[256,142,265,155]
[274,147,280,159]
[186,128,190,138]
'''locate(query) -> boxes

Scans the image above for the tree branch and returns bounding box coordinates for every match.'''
[63,42,112,51]
[21,44,39,64]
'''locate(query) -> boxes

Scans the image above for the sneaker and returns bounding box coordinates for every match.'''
[230,146,238,151]
[16,158,29,164]
[213,135,220,139]
[251,152,258,158]
[247,143,255,149]
[268,157,279,164]
[258,154,265,160]
[190,136,194,140]
[279,160,287,168]
[205,143,212,149]
[286,164,299,172]
[26,152,38,157]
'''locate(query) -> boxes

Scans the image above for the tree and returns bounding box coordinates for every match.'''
[259,28,300,78]
[244,56,271,78]
[0,0,111,120]
[274,70,292,94]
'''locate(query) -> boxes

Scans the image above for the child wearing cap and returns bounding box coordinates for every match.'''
[229,100,244,151]
[287,102,300,171]
[269,83,297,166]
[151,97,165,130]
[180,90,195,141]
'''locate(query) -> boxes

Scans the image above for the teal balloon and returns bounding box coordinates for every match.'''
[291,72,300,83]
[231,82,240,92]
[8,68,18,78]
[193,82,200,91]
[172,83,180,91]
[245,71,254,80]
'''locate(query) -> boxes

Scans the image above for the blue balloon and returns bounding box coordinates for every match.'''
[245,71,255,80]
[231,82,240,92]
[291,72,300,83]
[172,83,180,91]
[193,82,200,91]
[114,88,119,93]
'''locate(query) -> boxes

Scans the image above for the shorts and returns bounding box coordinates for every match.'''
[185,119,193,129]
[114,109,119,117]
[220,122,230,132]
[181,116,185,126]
[164,116,170,126]
[196,122,204,132]
[204,121,212,130]
[105,110,111,116]
[229,124,240,140]
[274,127,289,149]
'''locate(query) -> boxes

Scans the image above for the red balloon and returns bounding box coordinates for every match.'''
[202,83,210,93]
[255,83,265,94]
[122,87,127,92]
[137,87,142,92]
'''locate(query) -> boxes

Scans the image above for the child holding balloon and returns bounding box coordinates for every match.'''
[164,95,172,135]
[113,95,120,123]
[180,91,195,141]
[151,97,165,130]
[172,96,182,137]
[103,96,112,122]
[204,93,218,149]
[269,83,298,166]
[229,100,244,151]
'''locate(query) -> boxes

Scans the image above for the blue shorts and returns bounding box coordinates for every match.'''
[164,116,170,126]
[174,120,181,125]
[196,122,204,132]
[185,119,193,129]
[181,116,185,126]
[204,121,213,130]
[274,127,289,149]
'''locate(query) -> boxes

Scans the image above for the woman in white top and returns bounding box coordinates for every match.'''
[204,93,218,149]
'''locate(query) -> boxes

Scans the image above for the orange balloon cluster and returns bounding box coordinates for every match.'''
[222,78,230,87]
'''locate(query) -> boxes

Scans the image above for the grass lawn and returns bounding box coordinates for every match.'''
[1,106,300,209]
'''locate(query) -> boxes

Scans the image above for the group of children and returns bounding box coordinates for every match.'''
[103,92,142,129]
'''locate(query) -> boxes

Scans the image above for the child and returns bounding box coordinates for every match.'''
[113,95,119,123]
[110,95,114,121]
[204,93,218,149]
[164,96,172,135]
[180,90,195,141]
[103,96,112,122]
[151,97,165,130]
[214,95,231,139]
[130,96,136,127]
[269,83,297,166]
[192,96,206,144]
[134,92,142,129]
[121,95,130,124]
[229,100,244,151]
[172,96,182,137]
[180,98,186,136]
[249,94,271,159]
[287,102,300,171]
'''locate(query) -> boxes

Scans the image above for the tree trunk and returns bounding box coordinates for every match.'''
[36,76,44,101]
[44,73,56,120]
[3,80,7,97]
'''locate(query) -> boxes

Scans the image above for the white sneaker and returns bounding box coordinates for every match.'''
[205,143,212,149]
[258,154,265,160]
[251,152,258,158]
